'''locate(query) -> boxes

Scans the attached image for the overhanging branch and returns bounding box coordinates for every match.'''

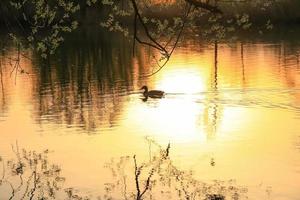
[185,0,223,14]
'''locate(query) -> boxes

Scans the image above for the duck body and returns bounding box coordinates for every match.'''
[140,86,165,98]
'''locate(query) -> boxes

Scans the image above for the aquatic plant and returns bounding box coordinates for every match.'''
[103,139,248,200]
[0,143,65,199]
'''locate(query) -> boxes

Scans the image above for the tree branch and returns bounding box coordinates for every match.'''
[142,4,192,77]
[130,0,169,56]
[185,0,222,14]
[131,0,221,77]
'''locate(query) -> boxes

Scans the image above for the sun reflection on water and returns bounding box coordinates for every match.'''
[0,37,300,199]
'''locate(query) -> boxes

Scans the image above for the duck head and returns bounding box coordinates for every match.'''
[140,85,148,92]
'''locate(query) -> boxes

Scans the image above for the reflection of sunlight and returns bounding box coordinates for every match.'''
[126,60,211,142]
[125,54,213,143]
[156,65,206,94]
[125,60,212,143]
[126,98,205,143]
[218,107,246,137]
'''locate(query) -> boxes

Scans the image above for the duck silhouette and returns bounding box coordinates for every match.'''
[140,86,165,99]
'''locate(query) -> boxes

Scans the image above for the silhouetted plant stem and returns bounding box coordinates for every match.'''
[29,171,37,200]
[20,172,35,200]
[133,143,170,200]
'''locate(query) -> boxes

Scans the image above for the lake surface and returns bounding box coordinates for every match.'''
[0,28,300,199]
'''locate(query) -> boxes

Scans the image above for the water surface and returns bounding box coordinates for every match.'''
[0,29,300,199]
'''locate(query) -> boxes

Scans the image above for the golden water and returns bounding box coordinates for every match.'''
[0,33,300,199]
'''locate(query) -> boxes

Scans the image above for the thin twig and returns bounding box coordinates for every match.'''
[29,171,38,200]
[141,3,192,77]
[20,172,35,200]
[133,155,141,200]
[7,181,16,200]
[139,169,154,199]
[130,0,169,55]
[133,13,137,56]
[133,143,171,200]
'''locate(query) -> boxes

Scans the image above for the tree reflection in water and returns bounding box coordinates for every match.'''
[31,29,144,132]
[0,141,248,200]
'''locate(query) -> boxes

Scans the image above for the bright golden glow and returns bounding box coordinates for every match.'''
[156,67,206,94]
[0,42,300,199]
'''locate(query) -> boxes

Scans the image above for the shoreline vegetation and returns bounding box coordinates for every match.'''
[0,142,250,200]
[1,0,300,28]
[0,0,299,73]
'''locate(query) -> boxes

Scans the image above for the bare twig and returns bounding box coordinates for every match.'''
[7,180,16,200]
[130,0,169,56]
[141,3,192,77]
[133,155,141,200]
[133,13,137,56]
[20,172,35,200]
[29,171,38,200]
[133,143,171,200]
[8,43,30,84]
[139,168,154,199]
[130,0,224,77]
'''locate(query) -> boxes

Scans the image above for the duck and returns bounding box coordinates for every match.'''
[140,85,165,98]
